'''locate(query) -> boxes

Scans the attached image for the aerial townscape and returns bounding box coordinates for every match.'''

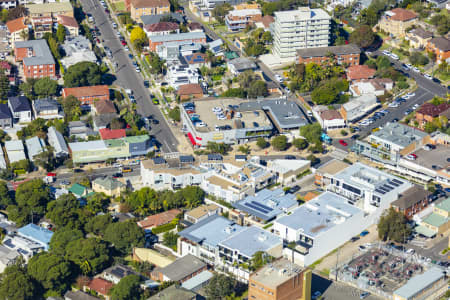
[0,0,449,298]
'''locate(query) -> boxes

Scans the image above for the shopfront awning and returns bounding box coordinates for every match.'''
[414,225,436,238]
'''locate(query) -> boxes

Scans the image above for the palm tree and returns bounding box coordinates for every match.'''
[19,29,29,41]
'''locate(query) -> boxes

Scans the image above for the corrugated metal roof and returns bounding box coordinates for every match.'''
[181,270,213,290]
[394,267,445,299]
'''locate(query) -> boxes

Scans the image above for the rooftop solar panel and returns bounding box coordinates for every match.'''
[375,189,386,195]
[208,154,222,161]
[245,202,270,214]
[251,201,273,212]
[180,155,194,163]
[392,179,403,185]
[388,180,400,187]
[382,185,394,191]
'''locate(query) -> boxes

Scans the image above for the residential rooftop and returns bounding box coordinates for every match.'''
[149,31,206,43]
[276,192,361,238]
[154,254,206,282]
[26,2,73,15]
[15,39,55,66]
[391,185,430,210]
[178,215,244,248]
[316,159,350,175]
[296,44,360,58]
[219,226,282,258]
[274,7,330,22]
[233,188,297,221]
[250,258,305,288]
[370,122,428,148]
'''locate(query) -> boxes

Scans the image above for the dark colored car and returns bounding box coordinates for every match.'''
[288,185,300,194]
[112,173,123,178]
[284,155,296,160]
[351,135,360,140]
[152,119,159,124]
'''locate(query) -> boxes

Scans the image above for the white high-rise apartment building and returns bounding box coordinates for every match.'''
[272,7,331,60]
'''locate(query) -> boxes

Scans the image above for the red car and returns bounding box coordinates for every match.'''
[410,153,417,159]
[339,139,348,146]
[121,40,127,46]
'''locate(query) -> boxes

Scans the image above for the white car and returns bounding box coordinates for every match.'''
[406,63,412,69]
[406,92,415,98]
[124,46,129,51]
[212,107,222,113]
[424,74,433,80]
[113,163,123,168]
[412,104,419,109]
[405,154,416,160]
[390,53,399,60]
[406,248,415,254]
[217,114,226,120]
[382,50,390,56]
[412,67,420,73]
[275,74,283,82]
[195,122,207,127]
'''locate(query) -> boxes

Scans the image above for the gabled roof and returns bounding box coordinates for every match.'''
[63,85,109,98]
[69,183,87,197]
[429,37,450,52]
[17,223,53,247]
[154,254,206,281]
[417,102,450,117]
[187,22,202,31]
[6,17,27,33]
[177,83,203,96]
[346,65,376,80]
[94,99,116,114]
[144,22,179,33]
[131,0,169,9]
[87,278,113,295]
[394,267,445,299]
[391,185,430,210]
[137,209,181,228]
[0,104,11,120]
[320,109,343,120]
[8,96,31,112]
[57,15,79,28]
[33,98,59,114]
[93,176,125,190]
[408,27,432,39]
[99,128,126,140]
[64,291,99,300]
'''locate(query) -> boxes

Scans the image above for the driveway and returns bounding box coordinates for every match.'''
[78,0,179,152]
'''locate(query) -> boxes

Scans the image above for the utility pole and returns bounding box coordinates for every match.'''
[335,246,341,281]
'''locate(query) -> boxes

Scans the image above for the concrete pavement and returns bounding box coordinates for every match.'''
[79,0,179,153]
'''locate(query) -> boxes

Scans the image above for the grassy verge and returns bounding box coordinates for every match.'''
[263,223,273,229]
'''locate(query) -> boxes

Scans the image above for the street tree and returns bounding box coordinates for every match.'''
[300,123,322,144]
[168,106,180,122]
[256,137,269,149]
[293,138,308,150]
[271,135,288,151]
[130,26,146,44]
[0,75,10,100]
[378,207,412,243]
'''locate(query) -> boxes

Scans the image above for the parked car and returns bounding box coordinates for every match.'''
[285,155,296,160]
[312,291,322,300]
[360,230,369,237]
[339,140,348,146]
[424,74,433,80]
[360,292,370,299]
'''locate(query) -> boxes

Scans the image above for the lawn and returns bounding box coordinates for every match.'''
[111,1,125,12]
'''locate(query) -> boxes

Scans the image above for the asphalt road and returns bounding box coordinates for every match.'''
[332,51,448,151]
[79,0,179,153]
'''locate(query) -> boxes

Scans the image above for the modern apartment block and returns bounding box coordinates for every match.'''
[271,7,331,60]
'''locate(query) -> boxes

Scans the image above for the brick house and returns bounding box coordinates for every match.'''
[130,0,170,22]
[144,22,179,37]
[148,32,206,51]
[378,8,417,38]
[391,185,431,219]
[426,37,450,64]
[177,83,204,100]
[14,40,56,80]
[62,85,110,106]
[415,102,450,127]
[297,44,361,66]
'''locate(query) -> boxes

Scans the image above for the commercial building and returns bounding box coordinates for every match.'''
[328,162,413,212]
[266,159,310,185]
[141,156,209,190]
[393,267,447,300]
[14,40,56,79]
[26,2,74,18]
[92,176,126,198]
[415,197,449,238]
[312,107,346,131]
[148,31,206,51]
[391,185,431,219]
[5,140,26,163]
[232,188,297,223]
[354,122,428,164]
[32,98,64,119]
[62,85,110,106]
[225,8,262,31]
[25,136,45,162]
[151,254,207,282]
[272,7,331,60]
[69,135,155,163]
[378,8,417,38]
[296,44,360,66]
[426,37,450,64]
[182,98,307,147]
[248,258,311,300]
[340,94,378,122]
[130,0,170,22]
[47,126,69,158]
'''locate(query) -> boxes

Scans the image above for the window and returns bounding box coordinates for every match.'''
[342,183,361,195]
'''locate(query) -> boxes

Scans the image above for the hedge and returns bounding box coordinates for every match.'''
[151,218,179,234]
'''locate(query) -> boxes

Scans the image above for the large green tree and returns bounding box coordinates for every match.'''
[300,123,322,144]
[349,25,376,48]
[64,62,103,88]
[109,275,142,300]
[84,214,113,236]
[180,186,204,209]
[27,253,73,295]
[33,77,58,97]
[61,95,81,122]
[104,220,145,254]
[0,181,12,209]
[378,207,412,243]
[65,238,110,275]
[0,75,9,100]
[271,135,288,151]
[49,227,84,256]
[7,179,51,226]
[56,24,66,43]
[247,81,268,98]
[0,261,38,300]
[205,274,235,299]
[46,194,86,229]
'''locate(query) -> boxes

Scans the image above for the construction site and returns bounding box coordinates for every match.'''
[332,246,428,299]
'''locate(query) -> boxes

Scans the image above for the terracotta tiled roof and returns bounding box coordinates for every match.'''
[388,8,417,22]
[261,15,274,28]
[137,209,181,229]
[177,83,203,96]
[99,128,126,140]
[63,85,109,98]
[187,22,202,31]
[320,110,342,120]
[131,0,169,9]
[144,22,179,32]
[57,15,79,28]
[346,65,376,81]
[87,278,114,295]
[94,99,116,114]
[6,17,27,33]
[417,102,450,118]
